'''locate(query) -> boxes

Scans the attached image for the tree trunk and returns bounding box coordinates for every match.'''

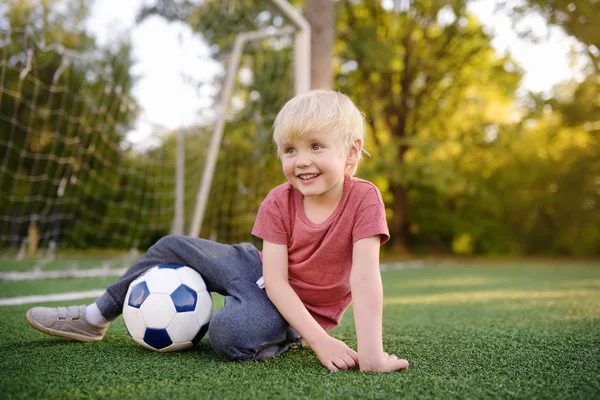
[390,183,410,255]
[305,0,334,89]
[385,27,415,255]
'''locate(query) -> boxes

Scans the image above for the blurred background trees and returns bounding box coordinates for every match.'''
[1,0,598,257]
[333,0,599,256]
[0,0,143,249]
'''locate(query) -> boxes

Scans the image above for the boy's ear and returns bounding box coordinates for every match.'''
[346,139,363,164]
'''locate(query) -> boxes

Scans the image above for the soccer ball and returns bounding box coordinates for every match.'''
[122,264,212,352]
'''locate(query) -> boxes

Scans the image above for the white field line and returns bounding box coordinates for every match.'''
[0,267,127,306]
[0,290,105,306]
[0,267,127,281]
[0,261,424,282]
[0,262,424,306]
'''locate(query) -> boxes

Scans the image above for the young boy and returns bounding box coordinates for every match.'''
[26,90,409,373]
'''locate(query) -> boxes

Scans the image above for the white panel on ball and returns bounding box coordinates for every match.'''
[140,294,177,328]
[144,268,182,294]
[167,312,201,343]
[194,291,213,325]
[122,305,146,339]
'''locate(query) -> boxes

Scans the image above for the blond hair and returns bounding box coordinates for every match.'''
[273,90,368,175]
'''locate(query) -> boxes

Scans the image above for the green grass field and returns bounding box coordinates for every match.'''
[1,260,598,399]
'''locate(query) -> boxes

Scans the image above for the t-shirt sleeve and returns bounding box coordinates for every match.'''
[352,187,390,245]
[251,190,289,245]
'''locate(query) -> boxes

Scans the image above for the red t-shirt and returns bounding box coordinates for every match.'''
[251,175,389,331]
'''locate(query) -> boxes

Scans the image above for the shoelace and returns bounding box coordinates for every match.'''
[57,305,85,321]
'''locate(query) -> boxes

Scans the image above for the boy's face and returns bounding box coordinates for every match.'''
[280,132,355,203]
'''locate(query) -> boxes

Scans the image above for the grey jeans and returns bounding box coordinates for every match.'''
[96,235,299,361]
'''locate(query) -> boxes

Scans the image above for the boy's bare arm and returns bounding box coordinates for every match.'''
[262,240,359,371]
[351,236,409,372]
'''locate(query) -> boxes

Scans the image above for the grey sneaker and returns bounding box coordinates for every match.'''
[26,305,108,342]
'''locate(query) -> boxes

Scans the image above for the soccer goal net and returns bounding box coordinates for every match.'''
[0,0,308,267]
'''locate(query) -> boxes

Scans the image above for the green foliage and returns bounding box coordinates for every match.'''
[335,0,600,256]
[478,0,600,256]
[337,0,522,253]
[139,0,291,58]
[0,0,141,248]
[2,0,597,256]
[500,0,600,73]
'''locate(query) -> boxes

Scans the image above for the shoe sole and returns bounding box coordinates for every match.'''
[26,309,103,342]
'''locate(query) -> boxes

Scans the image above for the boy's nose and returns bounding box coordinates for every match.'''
[295,152,311,167]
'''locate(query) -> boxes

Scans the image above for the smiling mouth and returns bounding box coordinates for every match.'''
[298,173,320,181]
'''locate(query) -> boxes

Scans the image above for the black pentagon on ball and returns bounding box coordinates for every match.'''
[157,264,184,270]
[144,328,173,350]
[128,281,150,308]
[171,284,197,313]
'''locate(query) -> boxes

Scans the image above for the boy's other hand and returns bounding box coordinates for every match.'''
[311,335,359,372]
[359,352,409,373]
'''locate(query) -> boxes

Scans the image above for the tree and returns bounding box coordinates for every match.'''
[0,0,138,248]
[336,0,521,253]
[305,0,335,89]
[500,0,599,73]
[496,0,600,255]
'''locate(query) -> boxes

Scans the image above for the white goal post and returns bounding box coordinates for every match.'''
[188,0,310,238]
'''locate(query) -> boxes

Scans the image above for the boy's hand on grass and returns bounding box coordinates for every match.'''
[359,352,409,373]
[311,335,359,372]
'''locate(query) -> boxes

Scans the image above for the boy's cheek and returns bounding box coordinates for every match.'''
[282,162,295,178]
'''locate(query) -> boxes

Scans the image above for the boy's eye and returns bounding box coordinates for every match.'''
[284,147,295,154]
[311,144,322,150]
